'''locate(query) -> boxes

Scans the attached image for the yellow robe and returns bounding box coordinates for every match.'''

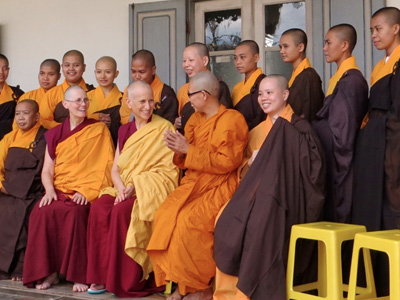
[87,84,121,120]
[52,121,114,202]
[100,114,179,279]
[147,106,248,295]
[289,58,311,87]
[0,82,15,105]
[177,83,189,116]
[371,44,400,86]
[326,56,359,96]
[40,79,89,129]
[119,74,164,124]
[231,68,263,106]
[18,87,46,105]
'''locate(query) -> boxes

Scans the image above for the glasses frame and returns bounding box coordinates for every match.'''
[187,89,211,98]
[64,98,90,105]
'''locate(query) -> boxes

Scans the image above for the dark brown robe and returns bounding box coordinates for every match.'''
[313,69,368,223]
[0,126,46,278]
[214,116,325,300]
[288,67,324,122]
[154,84,178,125]
[0,85,24,140]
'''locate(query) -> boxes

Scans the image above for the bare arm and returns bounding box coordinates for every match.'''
[39,146,57,207]
[111,143,134,205]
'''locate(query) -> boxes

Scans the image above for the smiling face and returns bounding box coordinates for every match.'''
[62,54,86,85]
[15,101,39,132]
[95,59,119,89]
[126,84,154,124]
[62,87,89,119]
[39,65,60,92]
[182,46,208,78]
[371,14,400,55]
[258,77,288,116]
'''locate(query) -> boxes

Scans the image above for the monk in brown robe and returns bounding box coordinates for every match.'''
[23,86,114,292]
[147,71,248,300]
[119,49,178,125]
[214,75,325,300]
[0,100,46,281]
[313,24,368,223]
[40,50,95,129]
[231,40,266,131]
[176,42,232,133]
[86,81,179,297]
[279,28,324,121]
[0,54,24,140]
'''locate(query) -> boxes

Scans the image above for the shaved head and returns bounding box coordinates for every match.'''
[18,99,39,113]
[329,23,357,52]
[40,59,60,73]
[262,74,288,92]
[372,7,400,27]
[187,42,210,58]
[132,49,155,68]
[127,80,153,99]
[64,85,86,100]
[96,56,117,70]
[190,71,219,98]
[282,28,308,51]
[236,40,260,54]
[63,49,85,64]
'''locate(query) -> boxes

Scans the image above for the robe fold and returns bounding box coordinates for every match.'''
[87,114,178,297]
[288,58,324,122]
[231,68,266,131]
[214,116,325,300]
[23,118,113,287]
[0,83,24,140]
[119,74,178,124]
[18,87,46,105]
[313,57,368,223]
[147,106,248,295]
[0,122,46,278]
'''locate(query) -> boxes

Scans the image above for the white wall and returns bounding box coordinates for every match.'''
[387,0,400,9]
[0,0,167,92]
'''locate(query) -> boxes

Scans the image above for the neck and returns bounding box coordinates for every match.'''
[386,41,400,57]
[0,82,4,92]
[292,56,305,69]
[244,68,257,82]
[335,54,350,69]
[69,116,85,130]
[67,79,82,86]
[269,106,285,124]
[101,84,114,97]
[204,102,220,119]
[135,117,148,129]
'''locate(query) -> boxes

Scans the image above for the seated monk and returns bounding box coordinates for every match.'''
[147,71,248,300]
[0,100,46,281]
[86,81,179,297]
[22,86,114,292]
[213,75,325,300]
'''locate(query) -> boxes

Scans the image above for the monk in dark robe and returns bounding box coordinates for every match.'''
[0,100,46,281]
[23,86,114,292]
[119,49,178,125]
[0,54,24,140]
[175,42,232,133]
[147,72,248,300]
[86,81,179,297]
[40,50,95,129]
[352,7,400,296]
[232,40,266,131]
[279,28,324,121]
[214,75,325,300]
[313,24,368,223]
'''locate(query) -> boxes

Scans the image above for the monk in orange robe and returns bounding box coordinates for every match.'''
[119,50,178,125]
[147,71,248,300]
[40,50,95,129]
[279,28,324,121]
[87,56,122,146]
[0,54,24,140]
[231,40,265,131]
[0,100,46,281]
[23,86,114,293]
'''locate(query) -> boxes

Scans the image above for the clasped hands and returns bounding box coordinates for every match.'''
[163,129,189,156]
[39,190,88,208]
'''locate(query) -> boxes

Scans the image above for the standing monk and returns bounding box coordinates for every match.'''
[0,100,46,281]
[119,49,178,124]
[279,28,324,121]
[40,50,94,129]
[23,86,114,292]
[147,72,248,300]
[313,24,368,223]
[86,81,179,297]
[232,40,266,131]
[0,54,24,140]
[176,42,232,132]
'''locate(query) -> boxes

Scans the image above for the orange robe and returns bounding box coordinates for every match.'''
[177,83,189,116]
[18,87,46,105]
[87,84,122,120]
[231,68,263,106]
[147,106,248,295]
[0,82,16,105]
[40,79,90,129]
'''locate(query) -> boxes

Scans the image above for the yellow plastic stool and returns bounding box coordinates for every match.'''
[286,222,374,300]
[164,281,172,295]
[347,230,400,300]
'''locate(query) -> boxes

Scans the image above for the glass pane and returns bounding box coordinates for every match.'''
[209,54,242,92]
[205,9,242,51]
[264,2,306,47]
[265,50,293,80]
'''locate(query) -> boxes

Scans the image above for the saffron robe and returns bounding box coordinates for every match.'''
[87,114,179,297]
[231,68,266,131]
[0,122,46,278]
[179,80,233,133]
[313,57,368,223]
[40,79,94,129]
[288,58,324,122]
[0,83,24,140]
[147,106,248,295]
[18,87,46,105]
[214,116,325,300]
[119,75,178,124]
[23,118,113,287]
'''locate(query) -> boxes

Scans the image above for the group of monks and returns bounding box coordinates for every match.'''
[0,6,399,300]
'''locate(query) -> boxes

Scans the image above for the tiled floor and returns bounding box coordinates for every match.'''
[0,280,166,300]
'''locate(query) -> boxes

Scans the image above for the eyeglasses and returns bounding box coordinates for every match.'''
[64,98,90,105]
[187,89,211,98]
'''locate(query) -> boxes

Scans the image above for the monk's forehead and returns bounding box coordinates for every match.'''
[63,54,84,63]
